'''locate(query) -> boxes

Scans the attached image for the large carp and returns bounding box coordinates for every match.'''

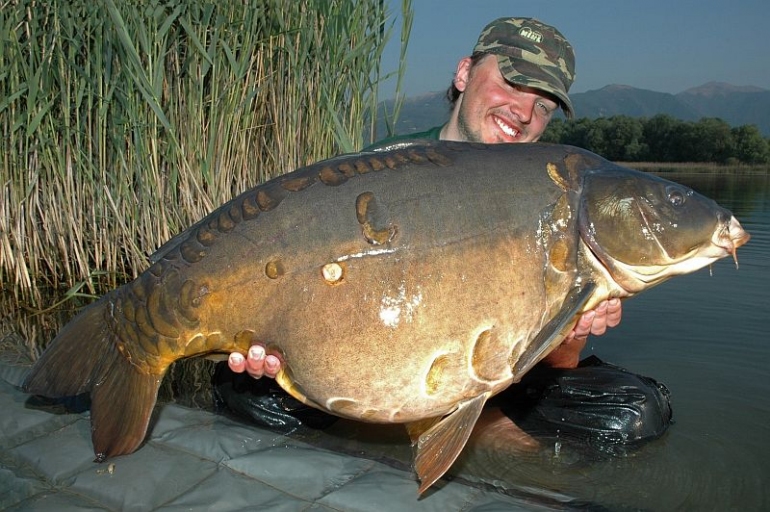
[24,141,749,493]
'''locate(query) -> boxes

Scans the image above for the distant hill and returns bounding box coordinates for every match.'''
[376,82,770,138]
[573,84,700,119]
[676,82,770,135]
[375,91,452,138]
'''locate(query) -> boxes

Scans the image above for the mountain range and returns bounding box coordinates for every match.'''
[377,82,770,137]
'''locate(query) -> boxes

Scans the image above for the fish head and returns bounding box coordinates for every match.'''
[578,168,750,294]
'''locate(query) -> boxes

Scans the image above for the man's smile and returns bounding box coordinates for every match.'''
[494,115,520,139]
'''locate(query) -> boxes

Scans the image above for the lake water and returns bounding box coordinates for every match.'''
[312,170,770,511]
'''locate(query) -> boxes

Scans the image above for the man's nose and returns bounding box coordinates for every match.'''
[510,94,535,124]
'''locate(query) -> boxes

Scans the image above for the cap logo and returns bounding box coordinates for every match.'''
[519,27,543,44]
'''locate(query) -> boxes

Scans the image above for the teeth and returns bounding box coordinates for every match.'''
[495,118,518,137]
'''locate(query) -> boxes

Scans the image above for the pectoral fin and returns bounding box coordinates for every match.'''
[405,417,442,444]
[411,393,488,494]
[511,282,597,379]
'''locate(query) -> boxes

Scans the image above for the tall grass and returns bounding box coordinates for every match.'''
[0,0,411,373]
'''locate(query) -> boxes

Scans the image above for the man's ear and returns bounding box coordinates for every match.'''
[453,57,473,92]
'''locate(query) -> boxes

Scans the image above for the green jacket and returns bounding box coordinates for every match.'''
[362,125,443,152]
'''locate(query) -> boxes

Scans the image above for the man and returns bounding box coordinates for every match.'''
[218,17,671,449]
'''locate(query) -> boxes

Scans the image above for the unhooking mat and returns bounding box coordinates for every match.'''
[0,358,593,512]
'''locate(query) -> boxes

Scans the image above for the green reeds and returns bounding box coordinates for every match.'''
[0,0,411,370]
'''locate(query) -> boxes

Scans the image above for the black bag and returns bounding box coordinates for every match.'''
[494,355,673,451]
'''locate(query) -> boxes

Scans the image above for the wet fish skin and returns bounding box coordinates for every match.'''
[22,141,749,493]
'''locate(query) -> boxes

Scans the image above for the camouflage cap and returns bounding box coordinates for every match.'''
[473,17,576,118]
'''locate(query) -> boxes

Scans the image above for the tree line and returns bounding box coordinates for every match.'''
[541,114,770,164]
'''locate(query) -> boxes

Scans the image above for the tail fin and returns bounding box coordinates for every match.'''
[23,295,166,460]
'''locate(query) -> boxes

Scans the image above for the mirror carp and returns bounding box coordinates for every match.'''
[23,141,750,494]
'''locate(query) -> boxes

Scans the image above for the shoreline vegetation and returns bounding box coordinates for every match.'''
[541,116,770,165]
[618,161,770,173]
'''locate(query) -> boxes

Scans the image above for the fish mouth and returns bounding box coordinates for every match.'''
[715,215,751,268]
[582,212,751,295]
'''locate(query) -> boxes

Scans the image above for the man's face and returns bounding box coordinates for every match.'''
[452,55,559,143]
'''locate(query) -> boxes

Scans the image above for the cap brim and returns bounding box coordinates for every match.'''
[495,54,575,119]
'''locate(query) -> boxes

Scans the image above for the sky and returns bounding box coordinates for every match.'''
[379,0,769,98]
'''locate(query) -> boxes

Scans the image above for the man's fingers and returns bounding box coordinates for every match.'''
[264,355,281,378]
[245,345,267,378]
[228,352,246,373]
[572,299,623,339]
[572,309,596,338]
[605,298,622,328]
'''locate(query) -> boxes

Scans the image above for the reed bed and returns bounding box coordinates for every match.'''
[0,0,412,398]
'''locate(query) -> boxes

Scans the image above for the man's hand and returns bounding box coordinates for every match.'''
[542,298,622,369]
[574,298,622,337]
[227,298,623,378]
[228,345,281,379]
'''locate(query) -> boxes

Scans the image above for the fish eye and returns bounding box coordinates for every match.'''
[666,186,686,207]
